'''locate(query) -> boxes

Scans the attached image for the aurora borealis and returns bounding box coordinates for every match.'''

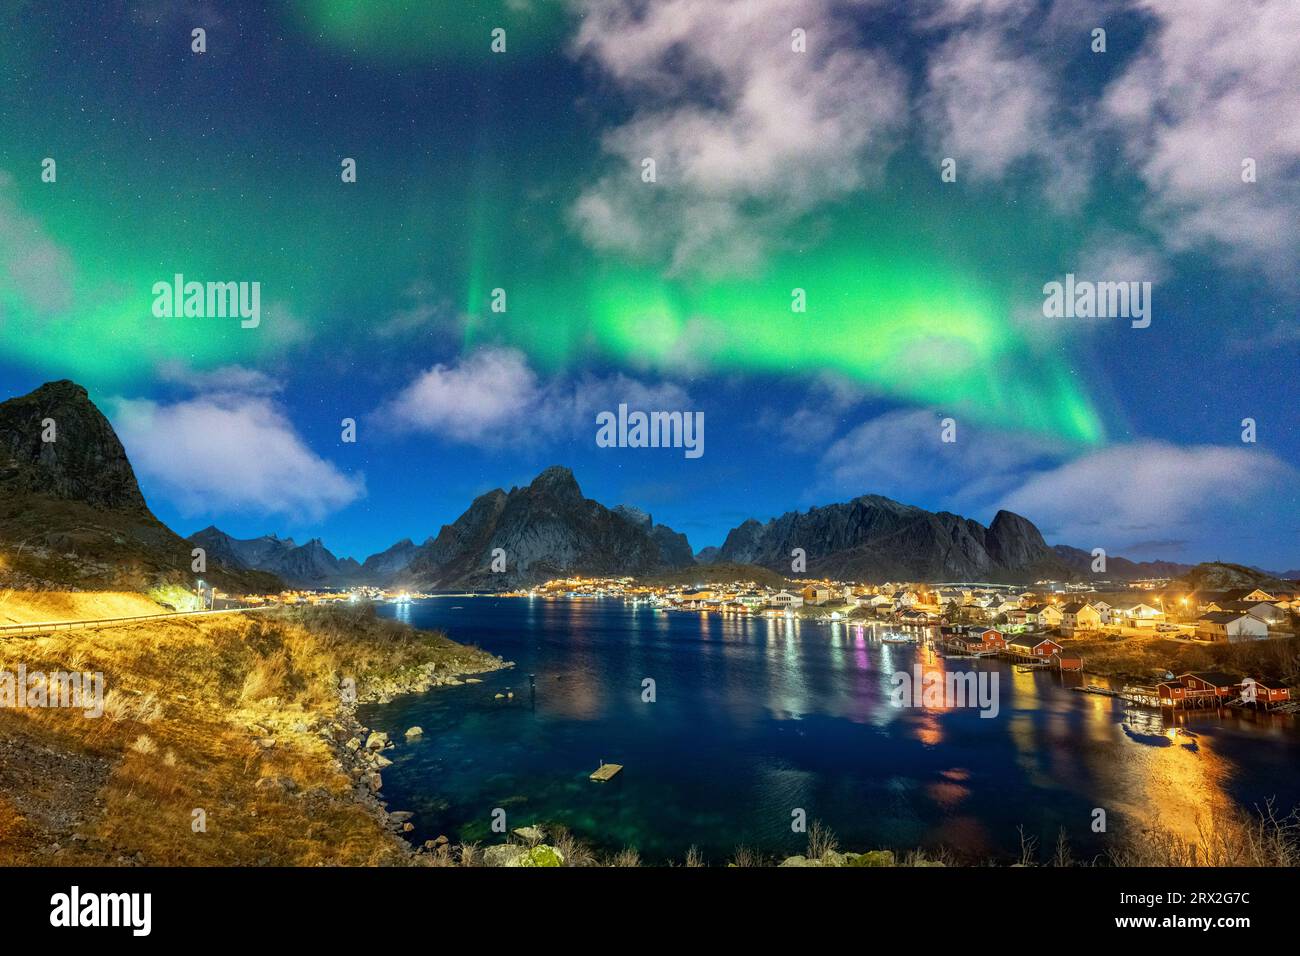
[0,0,1296,567]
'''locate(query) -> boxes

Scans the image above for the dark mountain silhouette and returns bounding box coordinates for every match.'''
[393,466,695,589]
[0,380,278,592]
[187,527,360,588]
[713,494,1069,583]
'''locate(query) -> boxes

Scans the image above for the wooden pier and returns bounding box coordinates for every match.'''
[590,762,623,782]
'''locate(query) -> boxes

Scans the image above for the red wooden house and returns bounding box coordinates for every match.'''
[1242,677,1290,707]
[1177,672,1240,701]
[1005,633,1062,660]
[1051,647,1085,672]
[969,628,1007,652]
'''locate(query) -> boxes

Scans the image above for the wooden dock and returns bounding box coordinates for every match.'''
[590,763,623,782]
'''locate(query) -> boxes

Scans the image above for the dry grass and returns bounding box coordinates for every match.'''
[0,589,166,626]
[0,601,498,866]
[807,819,838,861]
[1108,801,1300,867]
[1067,631,1300,686]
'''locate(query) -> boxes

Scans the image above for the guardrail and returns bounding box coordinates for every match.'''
[0,603,275,637]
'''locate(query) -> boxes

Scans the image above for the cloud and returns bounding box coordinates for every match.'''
[376,281,463,339]
[380,349,544,444]
[815,407,1068,503]
[156,361,283,397]
[757,373,868,451]
[1102,0,1300,272]
[570,0,906,274]
[111,378,364,523]
[998,441,1297,550]
[917,6,1089,209]
[378,347,694,446]
[812,407,1297,560]
[0,171,76,320]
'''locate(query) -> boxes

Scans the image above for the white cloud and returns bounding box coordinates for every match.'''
[815,407,1068,502]
[998,441,1297,549]
[571,0,906,274]
[379,347,695,446]
[812,407,1296,558]
[156,361,283,397]
[112,388,364,523]
[380,349,544,444]
[1102,0,1300,272]
[917,10,1089,209]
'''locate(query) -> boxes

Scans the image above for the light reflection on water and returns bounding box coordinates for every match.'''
[365,597,1300,863]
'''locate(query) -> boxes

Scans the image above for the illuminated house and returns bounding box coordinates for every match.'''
[1004,633,1062,660]
[1195,612,1268,642]
[1060,602,1102,633]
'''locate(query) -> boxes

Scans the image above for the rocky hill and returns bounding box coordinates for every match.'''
[1051,545,1194,581]
[394,466,695,589]
[0,380,278,593]
[188,527,361,588]
[1175,562,1293,592]
[714,494,1069,583]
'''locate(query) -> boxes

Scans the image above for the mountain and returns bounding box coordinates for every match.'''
[0,380,278,593]
[714,494,1069,583]
[188,527,360,588]
[1174,562,1293,592]
[1052,545,1195,581]
[357,537,425,582]
[395,466,695,589]
[695,546,721,564]
[613,505,696,568]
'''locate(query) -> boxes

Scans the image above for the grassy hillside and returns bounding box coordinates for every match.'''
[0,589,167,626]
[0,494,282,594]
[0,603,502,866]
[1066,631,1300,686]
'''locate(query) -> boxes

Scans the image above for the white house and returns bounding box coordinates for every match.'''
[768,590,804,609]
[1116,603,1164,627]
[1196,612,1269,642]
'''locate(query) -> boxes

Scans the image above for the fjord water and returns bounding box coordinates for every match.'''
[366,598,1300,863]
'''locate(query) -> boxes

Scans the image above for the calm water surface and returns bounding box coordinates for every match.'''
[364,597,1300,863]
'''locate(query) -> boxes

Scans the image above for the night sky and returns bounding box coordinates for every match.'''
[0,0,1296,568]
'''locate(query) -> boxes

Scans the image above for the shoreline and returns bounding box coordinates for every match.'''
[329,650,514,864]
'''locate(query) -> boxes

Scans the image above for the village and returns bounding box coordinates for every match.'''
[518,574,1300,711]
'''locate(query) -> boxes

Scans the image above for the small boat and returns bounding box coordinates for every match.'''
[881,634,914,644]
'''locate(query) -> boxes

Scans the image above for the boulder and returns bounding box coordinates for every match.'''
[365,732,390,751]
[510,845,564,867]
[849,850,896,867]
[483,844,528,867]
[404,726,424,738]
[513,826,545,842]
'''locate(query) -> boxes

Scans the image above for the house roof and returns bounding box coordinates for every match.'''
[1181,671,1241,687]
[1243,676,1287,690]
[1006,633,1056,648]
[1198,611,1250,624]
[1061,602,1089,614]
[1052,647,1084,659]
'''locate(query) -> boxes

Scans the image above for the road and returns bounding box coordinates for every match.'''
[0,603,274,638]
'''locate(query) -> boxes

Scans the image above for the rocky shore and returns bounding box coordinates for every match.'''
[323,653,513,863]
